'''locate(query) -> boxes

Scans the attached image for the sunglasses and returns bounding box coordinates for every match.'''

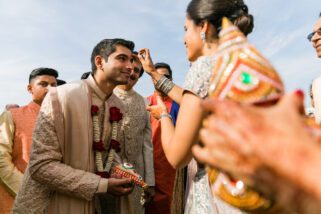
[307,27,321,42]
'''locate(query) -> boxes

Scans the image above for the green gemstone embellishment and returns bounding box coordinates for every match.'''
[241,72,252,84]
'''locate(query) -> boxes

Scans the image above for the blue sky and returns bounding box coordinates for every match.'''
[0,0,320,110]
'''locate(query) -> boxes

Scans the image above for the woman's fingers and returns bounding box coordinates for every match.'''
[202,98,251,124]
[201,98,219,113]
[192,145,216,166]
[277,90,305,116]
[146,105,164,119]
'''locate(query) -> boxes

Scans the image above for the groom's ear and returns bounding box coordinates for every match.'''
[95,55,104,71]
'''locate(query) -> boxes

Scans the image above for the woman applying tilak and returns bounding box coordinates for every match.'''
[138,0,254,213]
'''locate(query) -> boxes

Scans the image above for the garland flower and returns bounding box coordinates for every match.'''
[92,105,122,178]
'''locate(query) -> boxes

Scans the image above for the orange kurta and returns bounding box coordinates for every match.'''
[0,102,40,213]
[145,94,178,214]
[0,183,14,214]
[10,102,40,173]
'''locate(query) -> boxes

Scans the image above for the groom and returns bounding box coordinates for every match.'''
[13,38,137,214]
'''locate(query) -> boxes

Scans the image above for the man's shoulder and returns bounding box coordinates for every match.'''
[53,80,89,109]
[131,90,151,107]
[56,80,85,94]
[8,103,33,115]
[9,105,25,114]
[0,110,13,124]
[54,80,89,101]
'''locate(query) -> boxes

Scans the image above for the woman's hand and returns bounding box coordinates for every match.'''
[193,91,321,198]
[138,48,156,75]
[146,96,168,120]
[193,91,309,171]
[194,125,261,181]
[138,48,161,83]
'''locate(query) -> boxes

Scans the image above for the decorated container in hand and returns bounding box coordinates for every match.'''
[113,163,149,190]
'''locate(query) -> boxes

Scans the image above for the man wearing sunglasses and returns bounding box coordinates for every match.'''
[311,14,321,124]
[308,13,321,57]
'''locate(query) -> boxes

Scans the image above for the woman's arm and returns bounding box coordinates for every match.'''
[141,49,214,169]
[148,93,204,169]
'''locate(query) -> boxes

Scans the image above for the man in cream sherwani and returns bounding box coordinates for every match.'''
[13,38,137,214]
[112,53,155,214]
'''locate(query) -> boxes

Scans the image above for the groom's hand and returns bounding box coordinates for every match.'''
[107,178,134,196]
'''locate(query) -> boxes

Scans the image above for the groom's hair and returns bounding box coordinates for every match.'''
[91,38,135,74]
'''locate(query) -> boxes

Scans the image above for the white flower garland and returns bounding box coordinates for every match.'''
[92,108,119,175]
[104,121,117,172]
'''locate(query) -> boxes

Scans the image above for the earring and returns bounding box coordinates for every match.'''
[200,32,206,43]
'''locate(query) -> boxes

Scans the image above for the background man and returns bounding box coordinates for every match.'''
[146,62,181,214]
[310,14,321,123]
[112,53,155,213]
[309,13,321,58]
[0,67,58,213]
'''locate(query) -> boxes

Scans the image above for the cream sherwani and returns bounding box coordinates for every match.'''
[0,111,22,197]
[12,76,126,214]
[112,87,155,214]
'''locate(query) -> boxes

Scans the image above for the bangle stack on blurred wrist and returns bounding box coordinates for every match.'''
[155,75,174,95]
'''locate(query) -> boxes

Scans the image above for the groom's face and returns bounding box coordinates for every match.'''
[101,45,134,85]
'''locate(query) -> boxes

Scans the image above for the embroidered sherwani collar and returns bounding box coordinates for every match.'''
[86,75,108,101]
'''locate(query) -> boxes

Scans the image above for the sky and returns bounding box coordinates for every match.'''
[0,0,320,110]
